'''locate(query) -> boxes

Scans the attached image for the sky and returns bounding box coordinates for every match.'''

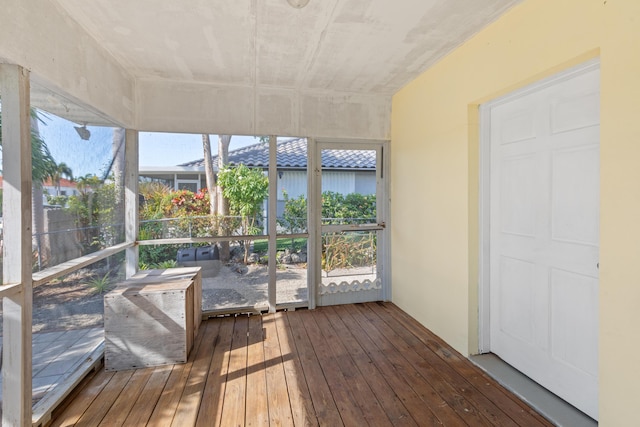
[138,132,258,168]
[8,110,259,178]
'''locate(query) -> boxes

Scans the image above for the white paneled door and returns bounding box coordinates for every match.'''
[488,64,599,419]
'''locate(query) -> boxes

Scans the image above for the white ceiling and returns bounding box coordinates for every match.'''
[47,0,519,108]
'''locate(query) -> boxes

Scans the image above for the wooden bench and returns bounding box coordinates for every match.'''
[104,267,202,371]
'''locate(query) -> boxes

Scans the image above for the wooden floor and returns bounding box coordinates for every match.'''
[50,303,552,426]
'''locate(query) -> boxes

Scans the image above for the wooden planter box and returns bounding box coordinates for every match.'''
[104,267,202,371]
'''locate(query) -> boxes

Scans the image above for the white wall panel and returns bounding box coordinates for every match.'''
[277,171,307,200]
[322,171,355,194]
[354,171,376,195]
[136,79,391,139]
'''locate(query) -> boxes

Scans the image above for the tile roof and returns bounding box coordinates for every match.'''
[43,178,77,188]
[0,176,79,189]
[179,138,375,170]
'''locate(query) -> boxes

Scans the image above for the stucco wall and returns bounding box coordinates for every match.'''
[391,0,640,423]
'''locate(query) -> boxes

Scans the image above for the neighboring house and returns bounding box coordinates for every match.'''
[0,176,80,206]
[140,138,376,216]
[42,177,80,197]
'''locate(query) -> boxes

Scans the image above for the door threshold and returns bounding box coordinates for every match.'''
[470,354,597,427]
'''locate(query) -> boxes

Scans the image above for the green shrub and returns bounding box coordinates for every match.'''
[322,191,376,224]
[152,259,178,269]
[88,272,111,293]
[280,191,376,231]
[139,243,182,268]
[280,191,307,233]
[218,164,269,263]
[46,194,68,207]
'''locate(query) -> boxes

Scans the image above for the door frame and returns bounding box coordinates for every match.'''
[478,59,601,353]
[309,138,391,307]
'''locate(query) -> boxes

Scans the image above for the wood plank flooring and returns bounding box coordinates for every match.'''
[50,303,552,426]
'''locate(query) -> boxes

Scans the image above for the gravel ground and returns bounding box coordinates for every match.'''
[202,262,308,311]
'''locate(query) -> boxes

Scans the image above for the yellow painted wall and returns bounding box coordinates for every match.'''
[391,0,640,423]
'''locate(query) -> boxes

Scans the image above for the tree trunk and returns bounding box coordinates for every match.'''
[201,134,217,215]
[243,215,253,264]
[111,128,125,186]
[112,128,125,199]
[30,116,46,269]
[110,128,126,248]
[218,135,231,262]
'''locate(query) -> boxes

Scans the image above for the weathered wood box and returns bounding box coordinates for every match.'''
[104,267,202,371]
[128,267,202,337]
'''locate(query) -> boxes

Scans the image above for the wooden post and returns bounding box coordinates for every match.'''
[268,135,277,312]
[1,63,34,426]
[124,129,139,278]
[307,137,317,309]
[380,141,391,302]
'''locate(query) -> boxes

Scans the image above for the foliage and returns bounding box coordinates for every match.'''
[218,164,268,219]
[170,188,211,217]
[66,176,122,252]
[51,161,73,194]
[278,191,377,272]
[280,190,307,233]
[138,184,214,266]
[252,237,307,254]
[139,182,174,219]
[0,107,57,183]
[321,191,376,224]
[75,174,103,195]
[139,243,178,267]
[140,186,226,239]
[320,193,377,272]
[218,164,269,263]
[279,191,376,233]
[149,188,214,239]
[46,194,68,207]
[88,272,111,293]
[138,168,270,265]
[139,181,172,199]
[322,231,376,272]
[154,259,178,269]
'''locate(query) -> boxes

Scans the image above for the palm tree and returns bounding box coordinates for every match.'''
[51,162,73,196]
[0,107,57,181]
[75,174,102,196]
[1,107,58,269]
